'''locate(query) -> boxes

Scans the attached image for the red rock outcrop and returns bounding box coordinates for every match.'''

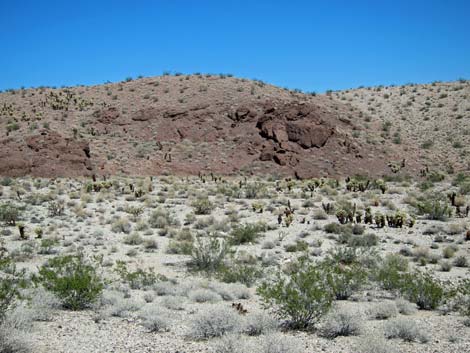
[0,130,93,177]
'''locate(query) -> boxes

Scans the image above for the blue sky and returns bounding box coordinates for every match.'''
[1,0,469,92]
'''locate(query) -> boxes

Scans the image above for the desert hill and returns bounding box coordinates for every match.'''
[1,74,467,179]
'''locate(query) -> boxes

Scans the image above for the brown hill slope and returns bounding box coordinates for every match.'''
[0,74,443,178]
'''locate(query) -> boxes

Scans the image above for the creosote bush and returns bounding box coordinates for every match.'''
[36,254,104,310]
[257,257,334,330]
[191,197,214,215]
[230,223,265,245]
[0,203,20,226]
[0,255,26,322]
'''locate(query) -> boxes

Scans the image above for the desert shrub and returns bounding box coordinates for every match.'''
[0,256,26,322]
[284,240,309,253]
[211,334,246,353]
[257,258,334,330]
[111,217,132,234]
[188,305,242,339]
[191,197,214,215]
[452,279,470,317]
[244,182,266,199]
[351,224,365,235]
[426,171,445,182]
[122,232,143,245]
[397,271,446,310]
[439,261,452,272]
[162,296,185,311]
[453,256,468,267]
[326,246,373,266]
[394,298,417,315]
[312,209,328,220]
[47,201,65,217]
[321,259,368,300]
[0,177,13,187]
[416,197,452,221]
[0,326,31,353]
[374,254,408,291]
[384,318,429,343]
[355,335,397,353]
[166,239,193,255]
[114,261,163,289]
[348,233,378,247]
[262,240,276,249]
[138,307,171,332]
[26,287,61,322]
[217,262,262,287]
[230,223,265,245]
[210,283,251,301]
[189,289,222,303]
[318,307,362,339]
[242,312,277,336]
[212,333,301,353]
[324,222,341,234]
[189,236,228,272]
[368,301,398,320]
[153,281,177,296]
[36,254,103,310]
[148,208,178,228]
[260,334,302,353]
[108,298,141,318]
[143,238,158,251]
[0,203,20,226]
[442,245,457,258]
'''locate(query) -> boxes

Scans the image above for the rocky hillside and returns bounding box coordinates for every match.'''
[2,75,466,179]
[330,79,470,174]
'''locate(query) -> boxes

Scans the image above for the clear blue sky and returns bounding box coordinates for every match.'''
[1,0,469,92]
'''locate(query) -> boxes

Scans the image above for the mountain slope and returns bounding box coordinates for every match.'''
[3,75,464,178]
[330,79,470,174]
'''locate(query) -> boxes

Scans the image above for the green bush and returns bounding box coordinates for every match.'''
[321,261,368,300]
[166,239,193,255]
[0,177,13,187]
[348,233,378,247]
[416,197,452,221]
[375,254,409,291]
[36,254,104,310]
[115,261,163,289]
[191,197,214,215]
[230,223,265,245]
[217,262,262,287]
[397,271,446,310]
[257,258,334,329]
[0,203,20,226]
[0,256,26,322]
[284,240,309,253]
[324,222,343,234]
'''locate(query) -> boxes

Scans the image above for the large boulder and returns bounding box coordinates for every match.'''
[285,121,334,148]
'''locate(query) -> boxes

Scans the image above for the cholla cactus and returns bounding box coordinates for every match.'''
[336,209,348,224]
[364,207,373,224]
[17,222,26,240]
[285,213,294,227]
[374,212,386,228]
[252,202,264,213]
[386,211,407,228]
